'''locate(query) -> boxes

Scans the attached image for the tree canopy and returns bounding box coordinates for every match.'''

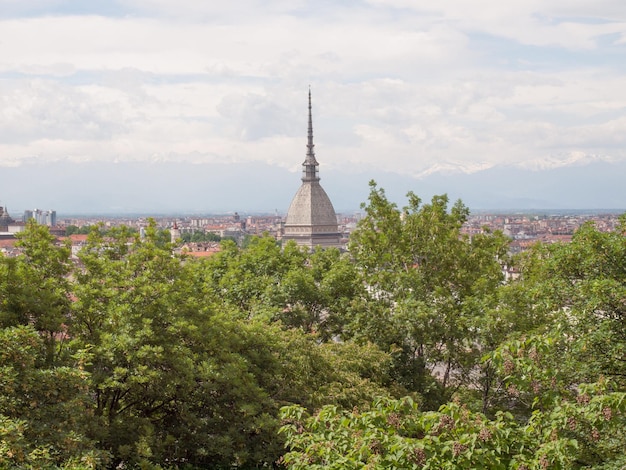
[0,187,625,469]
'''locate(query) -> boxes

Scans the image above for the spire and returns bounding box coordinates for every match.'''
[306,87,315,162]
[302,87,320,182]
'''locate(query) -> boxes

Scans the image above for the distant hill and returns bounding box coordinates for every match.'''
[3,159,625,215]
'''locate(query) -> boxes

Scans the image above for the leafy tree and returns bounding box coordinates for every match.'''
[475,215,626,466]
[199,235,301,314]
[507,217,626,385]
[65,225,92,236]
[5,188,624,469]
[70,221,218,466]
[280,398,523,469]
[0,221,73,365]
[0,325,107,468]
[273,246,366,339]
[67,222,394,467]
[65,224,80,236]
[487,331,626,468]
[348,182,509,407]
[181,231,221,243]
[281,387,626,470]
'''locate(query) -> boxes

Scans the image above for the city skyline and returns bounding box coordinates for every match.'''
[2,1,626,213]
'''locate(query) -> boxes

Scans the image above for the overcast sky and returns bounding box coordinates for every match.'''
[1,0,626,212]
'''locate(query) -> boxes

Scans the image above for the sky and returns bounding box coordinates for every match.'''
[1,0,626,213]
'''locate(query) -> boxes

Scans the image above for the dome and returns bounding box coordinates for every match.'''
[0,207,14,227]
[285,181,338,228]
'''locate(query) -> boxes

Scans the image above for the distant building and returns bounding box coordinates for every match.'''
[0,207,14,232]
[24,209,57,226]
[170,221,181,244]
[283,90,341,249]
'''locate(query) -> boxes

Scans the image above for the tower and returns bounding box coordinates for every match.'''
[283,90,341,249]
[170,221,181,244]
[0,206,14,232]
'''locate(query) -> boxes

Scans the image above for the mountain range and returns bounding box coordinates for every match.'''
[2,159,625,216]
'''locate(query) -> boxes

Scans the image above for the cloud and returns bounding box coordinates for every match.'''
[0,0,625,187]
[366,0,626,49]
[0,79,129,145]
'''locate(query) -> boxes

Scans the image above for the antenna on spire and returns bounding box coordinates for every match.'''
[307,87,315,160]
[302,87,320,181]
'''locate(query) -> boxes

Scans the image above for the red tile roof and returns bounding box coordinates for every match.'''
[58,234,89,244]
[184,251,219,258]
[0,239,17,248]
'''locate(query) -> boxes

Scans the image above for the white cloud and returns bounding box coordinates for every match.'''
[366,0,626,49]
[0,0,625,186]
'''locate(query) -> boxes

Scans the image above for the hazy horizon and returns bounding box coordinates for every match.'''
[4,159,626,217]
[2,1,625,214]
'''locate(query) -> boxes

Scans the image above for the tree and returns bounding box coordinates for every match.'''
[0,221,73,365]
[67,222,395,467]
[280,397,524,469]
[348,182,509,407]
[279,210,626,469]
[280,387,626,469]
[198,235,303,315]
[181,231,221,243]
[71,220,221,467]
[273,246,366,339]
[487,330,626,468]
[508,216,626,385]
[454,214,626,467]
[0,326,107,468]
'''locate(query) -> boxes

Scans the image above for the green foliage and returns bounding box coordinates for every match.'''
[0,221,73,365]
[65,222,393,467]
[273,246,366,339]
[488,333,626,468]
[197,235,364,339]
[70,220,284,467]
[199,235,296,313]
[1,189,625,468]
[348,182,510,407]
[181,230,221,242]
[483,215,626,467]
[281,387,626,470]
[281,397,524,469]
[277,187,626,469]
[65,224,93,236]
[494,216,626,396]
[0,325,108,468]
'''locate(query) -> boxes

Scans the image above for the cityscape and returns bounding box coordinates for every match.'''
[2,92,623,258]
[1,204,623,258]
[2,2,626,467]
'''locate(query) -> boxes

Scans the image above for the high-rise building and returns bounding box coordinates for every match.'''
[283,90,341,249]
[24,209,57,226]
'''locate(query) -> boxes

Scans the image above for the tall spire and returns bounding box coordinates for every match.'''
[302,87,320,181]
[306,87,315,162]
[284,87,341,249]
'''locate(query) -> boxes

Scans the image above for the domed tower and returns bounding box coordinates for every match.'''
[283,90,341,249]
[0,207,14,232]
